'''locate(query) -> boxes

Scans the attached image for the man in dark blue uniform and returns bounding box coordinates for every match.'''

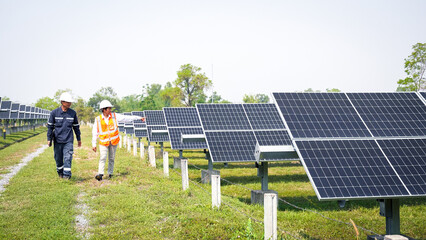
[47,92,81,179]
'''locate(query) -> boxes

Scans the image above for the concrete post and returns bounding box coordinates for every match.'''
[264,192,278,240]
[163,151,169,177]
[211,174,221,208]
[118,135,122,148]
[123,135,127,148]
[133,139,137,156]
[140,141,144,159]
[148,146,156,167]
[181,159,189,190]
[127,137,131,152]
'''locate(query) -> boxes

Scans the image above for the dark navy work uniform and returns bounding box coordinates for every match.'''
[47,107,81,178]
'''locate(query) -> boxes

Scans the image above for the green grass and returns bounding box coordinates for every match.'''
[0,126,47,149]
[0,126,425,239]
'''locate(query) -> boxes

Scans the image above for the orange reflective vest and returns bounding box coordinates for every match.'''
[97,112,120,146]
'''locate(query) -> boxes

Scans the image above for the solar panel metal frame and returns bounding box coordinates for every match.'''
[19,105,26,119]
[145,110,169,142]
[10,103,20,119]
[196,103,294,163]
[0,100,12,119]
[24,106,31,119]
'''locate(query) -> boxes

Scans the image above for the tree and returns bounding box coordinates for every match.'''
[160,82,184,107]
[243,94,270,103]
[174,64,212,106]
[34,96,58,110]
[397,43,426,91]
[140,84,164,110]
[119,94,142,112]
[303,88,321,93]
[73,97,96,123]
[326,88,341,92]
[88,87,120,112]
[208,91,231,103]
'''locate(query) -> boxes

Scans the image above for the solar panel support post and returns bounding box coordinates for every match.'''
[380,199,401,235]
[179,150,183,159]
[160,142,164,154]
[133,139,137,156]
[119,135,122,148]
[257,162,269,191]
[211,174,221,208]
[163,151,169,177]
[140,141,145,159]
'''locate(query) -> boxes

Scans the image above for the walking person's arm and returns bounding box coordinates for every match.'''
[73,113,82,147]
[92,117,98,152]
[47,110,55,147]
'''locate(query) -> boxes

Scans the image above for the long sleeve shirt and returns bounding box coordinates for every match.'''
[47,107,81,143]
[92,113,141,147]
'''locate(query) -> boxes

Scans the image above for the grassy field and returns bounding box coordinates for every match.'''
[0,126,425,239]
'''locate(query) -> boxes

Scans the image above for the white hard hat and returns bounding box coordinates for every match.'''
[99,100,113,109]
[60,92,74,103]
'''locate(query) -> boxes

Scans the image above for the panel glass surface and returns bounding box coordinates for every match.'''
[205,131,256,162]
[197,104,251,131]
[145,110,166,126]
[133,119,146,129]
[135,129,148,137]
[254,130,292,146]
[348,92,426,137]
[420,92,426,101]
[243,103,286,130]
[0,101,11,109]
[148,126,169,142]
[295,139,409,200]
[378,138,426,196]
[131,111,145,117]
[273,93,371,138]
[168,127,207,150]
[124,123,134,135]
[164,107,201,127]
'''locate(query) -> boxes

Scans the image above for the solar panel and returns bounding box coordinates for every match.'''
[124,123,134,135]
[148,126,169,142]
[10,103,19,119]
[164,107,201,127]
[145,110,166,126]
[25,106,31,119]
[273,93,372,138]
[205,131,257,162]
[197,103,294,162]
[243,104,286,130]
[168,127,207,149]
[197,104,251,131]
[295,139,409,200]
[118,123,125,133]
[19,105,26,119]
[377,138,426,196]
[133,119,147,137]
[132,111,145,117]
[123,112,132,116]
[0,100,11,119]
[135,129,148,138]
[347,92,426,137]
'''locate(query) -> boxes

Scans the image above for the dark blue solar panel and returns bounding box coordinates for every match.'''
[273,93,371,138]
[135,129,148,138]
[133,119,146,129]
[148,126,169,142]
[254,130,292,146]
[164,107,201,127]
[197,104,251,131]
[118,125,125,133]
[123,112,132,116]
[0,100,11,109]
[168,127,207,150]
[295,139,409,200]
[131,111,145,117]
[205,131,257,162]
[378,138,426,196]
[348,92,426,137]
[420,92,426,101]
[124,123,134,135]
[145,110,166,126]
[243,104,286,130]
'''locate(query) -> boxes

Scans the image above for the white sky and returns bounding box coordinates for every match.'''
[1,0,425,105]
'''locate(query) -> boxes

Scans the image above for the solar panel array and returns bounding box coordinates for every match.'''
[197,103,294,163]
[273,92,426,201]
[0,98,50,119]
[164,107,207,150]
[145,110,169,142]
[420,92,426,102]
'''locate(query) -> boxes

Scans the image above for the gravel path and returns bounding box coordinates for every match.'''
[0,145,48,194]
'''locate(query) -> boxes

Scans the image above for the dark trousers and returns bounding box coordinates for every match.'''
[54,142,74,177]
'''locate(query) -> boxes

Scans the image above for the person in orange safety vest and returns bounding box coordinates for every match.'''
[92,100,145,181]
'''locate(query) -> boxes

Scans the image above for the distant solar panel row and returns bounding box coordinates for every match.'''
[145,110,169,142]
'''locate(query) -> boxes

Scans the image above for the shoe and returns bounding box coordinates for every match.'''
[95,174,103,181]
[109,174,113,179]
[58,173,63,178]
[63,175,71,180]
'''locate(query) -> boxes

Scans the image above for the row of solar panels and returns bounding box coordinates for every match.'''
[0,97,51,119]
[118,92,426,201]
